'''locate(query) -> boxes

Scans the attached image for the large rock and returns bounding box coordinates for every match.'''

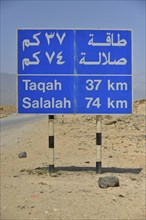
[18,151,27,158]
[98,176,119,188]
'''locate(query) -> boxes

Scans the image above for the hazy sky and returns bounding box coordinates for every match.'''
[0,0,145,100]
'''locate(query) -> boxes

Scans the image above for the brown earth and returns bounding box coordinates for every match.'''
[0,106,16,118]
[0,100,146,220]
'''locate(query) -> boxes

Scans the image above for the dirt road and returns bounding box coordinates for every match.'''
[0,101,145,219]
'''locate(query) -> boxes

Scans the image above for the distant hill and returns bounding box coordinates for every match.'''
[0,73,16,105]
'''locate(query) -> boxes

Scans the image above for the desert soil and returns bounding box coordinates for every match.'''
[0,106,16,119]
[0,100,146,220]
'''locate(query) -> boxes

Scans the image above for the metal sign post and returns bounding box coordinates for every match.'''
[48,115,55,172]
[96,115,102,173]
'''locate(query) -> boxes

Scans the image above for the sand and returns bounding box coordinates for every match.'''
[0,100,146,219]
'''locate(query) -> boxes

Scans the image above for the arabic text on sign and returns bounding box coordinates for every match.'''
[79,52,127,66]
[88,32,127,47]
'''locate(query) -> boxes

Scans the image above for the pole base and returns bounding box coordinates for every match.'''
[96,162,102,174]
[49,165,55,173]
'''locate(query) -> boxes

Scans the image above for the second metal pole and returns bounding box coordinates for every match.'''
[48,115,55,172]
[96,115,102,174]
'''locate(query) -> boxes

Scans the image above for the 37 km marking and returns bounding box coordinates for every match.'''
[86,80,102,91]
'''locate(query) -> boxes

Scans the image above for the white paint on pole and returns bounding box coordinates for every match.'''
[49,118,54,136]
[96,115,102,133]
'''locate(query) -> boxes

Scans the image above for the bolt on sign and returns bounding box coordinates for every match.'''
[17,29,133,114]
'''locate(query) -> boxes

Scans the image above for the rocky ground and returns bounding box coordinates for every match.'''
[0,106,16,119]
[0,100,146,219]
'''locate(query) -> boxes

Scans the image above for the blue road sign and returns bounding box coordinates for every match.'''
[17,29,132,114]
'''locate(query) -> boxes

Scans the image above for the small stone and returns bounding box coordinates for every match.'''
[123,150,127,153]
[31,206,35,209]
[130,176,137,181]
[98,176,120,188]
[20,205,26,209]
[18,152,27,158]
[133,123,140,130]
[39,182,47,185]
[50,173,58,177]
[13,175,19,178]
[126,180,129,183]
[113,197,117,201]
[119,193,125,197]
[109,155,113,158]
[105,120,117,125]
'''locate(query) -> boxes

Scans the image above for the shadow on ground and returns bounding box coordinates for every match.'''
[34,166,142,174]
